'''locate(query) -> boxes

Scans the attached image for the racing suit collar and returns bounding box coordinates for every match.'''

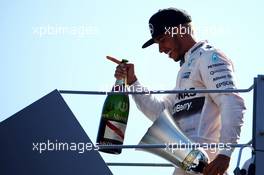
[182,40,208,66]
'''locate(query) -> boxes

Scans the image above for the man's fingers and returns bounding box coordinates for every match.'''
[116,64,127,71]
[115,68,127,79]
[115,70,127,76]
[203,154,230,175]
[203,162,217,175]
[125,63,134,71]
[204,163,226,175]
[114,62,136,85]
[115,72,126,78]
[115,69,126,75]
[218,167,226,175]
[116,65,127,73]
[207,164,218,175]
[106,56,122,65]
[203,162,214,173]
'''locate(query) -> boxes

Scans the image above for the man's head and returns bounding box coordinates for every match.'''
[142,8,195,62]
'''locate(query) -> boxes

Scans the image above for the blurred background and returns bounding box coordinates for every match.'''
[1,0,263,174]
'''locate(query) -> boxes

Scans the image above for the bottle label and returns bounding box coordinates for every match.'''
[102,106,128,123]
[104,120,126,142]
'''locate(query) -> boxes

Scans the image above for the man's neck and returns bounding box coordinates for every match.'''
[184,37,197,53]
[179,37,197,66]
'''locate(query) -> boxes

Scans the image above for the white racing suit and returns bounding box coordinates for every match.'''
[130,41,246,175]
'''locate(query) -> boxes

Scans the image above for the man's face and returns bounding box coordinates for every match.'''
[154,34,183,62]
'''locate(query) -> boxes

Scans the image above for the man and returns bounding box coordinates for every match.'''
[115,8,245,175]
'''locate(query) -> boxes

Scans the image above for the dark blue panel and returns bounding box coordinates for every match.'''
[0,90,112,175]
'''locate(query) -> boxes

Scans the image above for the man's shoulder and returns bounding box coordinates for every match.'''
[195,42,231,65]
[189,42,219,62]
[196,42,217,57]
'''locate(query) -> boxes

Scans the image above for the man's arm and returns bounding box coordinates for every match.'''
[197,49,246,174]
[130,80,175,121]
[115,63,174,121]
[198,49,245,155]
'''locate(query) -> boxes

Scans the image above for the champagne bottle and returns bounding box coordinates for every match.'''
[96,59,129,154]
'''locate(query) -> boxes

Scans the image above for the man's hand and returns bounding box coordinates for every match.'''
[114,63,137,85]
[203,154,230,175]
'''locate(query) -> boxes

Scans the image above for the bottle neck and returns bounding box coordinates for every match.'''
[113,79,125,92]
[115,79,125,85]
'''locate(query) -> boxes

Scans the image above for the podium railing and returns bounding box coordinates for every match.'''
[60,75,264,175]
